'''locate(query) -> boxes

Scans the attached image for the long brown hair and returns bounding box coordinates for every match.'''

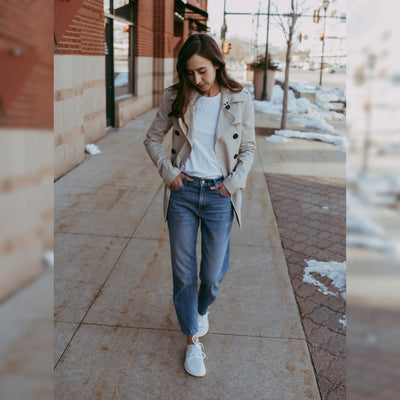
[168,34,242,120]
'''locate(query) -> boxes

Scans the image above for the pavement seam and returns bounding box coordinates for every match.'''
[54,181,164,370]
[57,321,307,341]
[53,231,132,238]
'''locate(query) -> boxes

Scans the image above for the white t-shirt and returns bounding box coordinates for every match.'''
[182,92,223,179]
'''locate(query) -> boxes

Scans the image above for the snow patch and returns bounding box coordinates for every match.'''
[347,176,400,261]
[266,135,291,143]
[85,144,102,155]
[43,251,54,269]
[274,129,346,151]
[303,260,346,299]
[254,83,346,150]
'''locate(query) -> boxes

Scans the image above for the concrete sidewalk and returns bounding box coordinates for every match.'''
[54,109,344,399]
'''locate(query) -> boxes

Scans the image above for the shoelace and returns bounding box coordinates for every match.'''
[187,341,206,361]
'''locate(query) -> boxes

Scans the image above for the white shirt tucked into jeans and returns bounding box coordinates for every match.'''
[182,92,222,179]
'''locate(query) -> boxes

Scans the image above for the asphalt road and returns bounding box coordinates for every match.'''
[227,65,346,90]
[275,67,346,89]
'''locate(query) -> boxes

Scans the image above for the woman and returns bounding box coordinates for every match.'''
[144,33,256,377]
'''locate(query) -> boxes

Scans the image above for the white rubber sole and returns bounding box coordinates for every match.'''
[184,362,206,377]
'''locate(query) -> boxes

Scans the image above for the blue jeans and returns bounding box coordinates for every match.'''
[167,175,234,336]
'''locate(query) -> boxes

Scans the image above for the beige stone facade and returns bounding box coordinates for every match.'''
[54,55,106,180]
[0,129,53,301]
[114,56,175,127]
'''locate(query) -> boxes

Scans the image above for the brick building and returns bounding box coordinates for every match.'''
[0,0,53,301]
[54,0,208,180]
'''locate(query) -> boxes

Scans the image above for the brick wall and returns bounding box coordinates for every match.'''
[54,0,106,179]
[151,0,174,106]
[0,0,53,301]
[136,0,154,57]
[0,0,53,129]
[55,0,104,56]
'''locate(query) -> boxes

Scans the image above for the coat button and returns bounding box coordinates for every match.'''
[233,133,238,139]
[174,130,180,136]
[171,149,176,154]
[234,153,238,159]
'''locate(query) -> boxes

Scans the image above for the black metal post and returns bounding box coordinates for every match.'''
[319,7,328,85]
[261,0,271,101]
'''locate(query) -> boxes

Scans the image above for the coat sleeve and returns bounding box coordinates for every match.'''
[143,90,181,186]
[223,91,256,195]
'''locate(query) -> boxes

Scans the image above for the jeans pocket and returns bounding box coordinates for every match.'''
[171,184,184,193]
[217,186,231,198]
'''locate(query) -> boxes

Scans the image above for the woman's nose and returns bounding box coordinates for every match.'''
[194,73,202,84]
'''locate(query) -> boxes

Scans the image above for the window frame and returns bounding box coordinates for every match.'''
[104,0,136,100]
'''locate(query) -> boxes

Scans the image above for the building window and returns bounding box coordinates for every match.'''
[113,20,132,98]
[105,0,135,100]
[104,0,111,13]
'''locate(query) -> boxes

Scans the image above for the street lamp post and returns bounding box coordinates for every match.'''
[319,0,329,85]
[261,0,271,101]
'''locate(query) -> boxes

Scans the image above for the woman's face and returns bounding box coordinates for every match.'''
[185,54,220,97]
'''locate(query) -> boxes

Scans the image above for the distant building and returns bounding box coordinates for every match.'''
[54,0,208,179]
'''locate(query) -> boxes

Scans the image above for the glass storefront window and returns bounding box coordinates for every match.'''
[105,0,131,16]
[113,0,130,9]
[113,19,131,99]
[104,0,110,14]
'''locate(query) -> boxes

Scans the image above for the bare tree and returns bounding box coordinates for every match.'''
[273,0,309,129]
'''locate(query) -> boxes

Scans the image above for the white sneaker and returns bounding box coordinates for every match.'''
[197,312,209,337]
[184,337,206,377]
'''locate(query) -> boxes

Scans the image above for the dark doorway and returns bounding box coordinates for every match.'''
[105,18,115,127]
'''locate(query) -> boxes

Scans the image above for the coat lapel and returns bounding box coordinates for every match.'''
[215,88,243,143]
[178,92,198,147]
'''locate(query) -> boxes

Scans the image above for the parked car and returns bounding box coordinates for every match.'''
[326,65,346,74]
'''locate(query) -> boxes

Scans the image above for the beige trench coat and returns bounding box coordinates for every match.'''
[143,86,256,227]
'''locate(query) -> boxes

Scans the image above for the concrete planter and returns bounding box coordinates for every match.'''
[253,69,276,101]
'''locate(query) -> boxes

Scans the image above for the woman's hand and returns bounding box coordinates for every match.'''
[170,173,193,191]
[217,182,230,196]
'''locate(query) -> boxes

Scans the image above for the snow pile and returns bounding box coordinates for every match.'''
[85,144,102,155]
[253,99,281,115]
[254,84,345,124]
[255,83,346,150]
[303,259,346,299]
[290,115,341,133]
[254,85,313,115]
[357,172,400,207]
[315,86,345,109]
[266,135,291,143]
[272,129,346,151]
[347,184,400,261]
[253,85,284,115]
[347,235,400,259]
